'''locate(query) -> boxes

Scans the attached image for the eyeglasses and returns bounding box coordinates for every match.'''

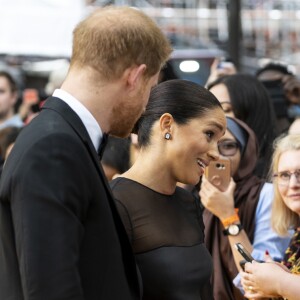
[218,141,239,157]
[273,169,300,186]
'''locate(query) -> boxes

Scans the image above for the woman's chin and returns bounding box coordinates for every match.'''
[176,171,202,188]
[183,176,200,187]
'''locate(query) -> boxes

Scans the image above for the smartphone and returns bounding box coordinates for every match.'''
[217,57,234,70]
[204,157,230,192]
[239,259,247,271]
[235,243,254,263]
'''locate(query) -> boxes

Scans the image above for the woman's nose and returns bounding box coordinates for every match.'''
[207,146,220,161]
[289,173,300,187]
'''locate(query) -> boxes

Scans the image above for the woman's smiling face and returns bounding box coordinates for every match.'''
[277,150,300,216]
[166,107,226,185]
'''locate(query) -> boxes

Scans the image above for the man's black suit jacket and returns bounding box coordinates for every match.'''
[0,97,141,300]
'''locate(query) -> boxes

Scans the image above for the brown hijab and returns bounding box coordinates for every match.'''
[203,117,265,300]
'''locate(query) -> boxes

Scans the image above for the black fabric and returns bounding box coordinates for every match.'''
[110,177,213,300]
[0,97,141,300]
[97,133,108,159]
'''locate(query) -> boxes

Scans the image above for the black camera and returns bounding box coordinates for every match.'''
[261,79,288,119]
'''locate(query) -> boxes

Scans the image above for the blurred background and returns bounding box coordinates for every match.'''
[1,0,300,91]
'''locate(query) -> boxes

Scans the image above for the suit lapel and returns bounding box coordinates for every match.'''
[42,97,114,196]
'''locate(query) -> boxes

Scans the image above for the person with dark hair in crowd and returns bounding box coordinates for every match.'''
[0,71,23,129]
[256,62,300,133]
[207,74,277,178]
[0,126,22,175]
[256,62,298,97]
[0,71,36,128]
[101,136,131,181]
[110,79,227,299]
[256,62,294,79]
[158,60,178,83]
[205,57,237,88]
[241,134,300,300]
[200,117,290,300]
[0,6,172,300]
[0,126,21,160]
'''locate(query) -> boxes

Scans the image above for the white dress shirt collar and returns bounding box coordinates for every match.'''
[53,89,102,151]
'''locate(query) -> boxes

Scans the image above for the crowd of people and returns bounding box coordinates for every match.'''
[1,4,300,300]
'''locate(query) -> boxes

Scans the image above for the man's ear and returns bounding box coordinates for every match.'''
[126,64,147,90]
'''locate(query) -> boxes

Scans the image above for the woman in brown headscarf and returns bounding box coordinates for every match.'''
[200,116,290,300]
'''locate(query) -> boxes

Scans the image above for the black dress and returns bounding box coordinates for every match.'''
[110,177,213,300]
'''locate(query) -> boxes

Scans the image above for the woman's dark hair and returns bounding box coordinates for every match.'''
[0,71,17,93]
[158,61,178,83]
[0,126,22,161]
[255,62,293,77]
[101,136,130,174]
[207,73,277,177]
[134,79,222,147]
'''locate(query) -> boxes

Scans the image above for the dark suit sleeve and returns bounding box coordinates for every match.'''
[9,133,91,300]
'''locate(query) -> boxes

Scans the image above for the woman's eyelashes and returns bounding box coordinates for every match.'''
[223,107,232,114]
[205,131,215,140]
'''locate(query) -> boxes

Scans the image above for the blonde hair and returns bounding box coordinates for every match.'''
[270,134,300,236]
[71,6,172,81]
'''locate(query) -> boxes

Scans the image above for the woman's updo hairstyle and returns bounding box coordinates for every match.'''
[133,79,222,147]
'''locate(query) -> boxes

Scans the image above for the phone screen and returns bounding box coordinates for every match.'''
[235,243,254,263]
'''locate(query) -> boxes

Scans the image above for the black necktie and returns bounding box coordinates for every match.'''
[97,133,108,159]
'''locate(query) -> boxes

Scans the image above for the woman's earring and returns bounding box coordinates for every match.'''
[165,133,172,140]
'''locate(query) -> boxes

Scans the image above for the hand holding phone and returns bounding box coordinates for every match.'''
[217,57,235,70]
[204,158,231,192]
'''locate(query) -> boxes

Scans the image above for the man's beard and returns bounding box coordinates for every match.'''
[109,100,144,138]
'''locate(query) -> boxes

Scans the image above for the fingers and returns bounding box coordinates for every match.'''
[242,277,254,288]
[243,285,258,298]
[227,178,236,192]
[241,266,254,282]
[200,176,218,192]
[241,272,259,299]
[202,175,235,193]
[244,290,261,299]
[264,250,273,262]
[210,58,220,71]
[244,261,254,273]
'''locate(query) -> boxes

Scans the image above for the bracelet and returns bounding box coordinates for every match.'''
[221,213,240,228]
